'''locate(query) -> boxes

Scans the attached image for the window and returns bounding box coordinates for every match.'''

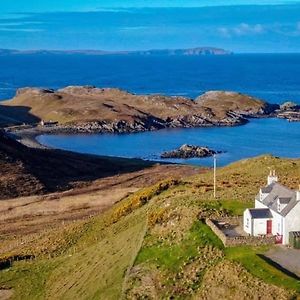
[246,218,249,228]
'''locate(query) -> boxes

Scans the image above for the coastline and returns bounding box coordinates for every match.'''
[3,116,254,151]
[2,113,293,151]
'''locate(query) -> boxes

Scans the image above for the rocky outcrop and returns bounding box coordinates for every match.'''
[195,91,279,117]
[16,87,55,96]
[277,111,300,122]
[276,101,300,122]
[279,101,299,111]
[161,144,222,159]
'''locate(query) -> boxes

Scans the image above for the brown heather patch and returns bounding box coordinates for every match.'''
[197,260,292,300]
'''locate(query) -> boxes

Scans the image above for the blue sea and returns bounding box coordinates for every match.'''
[1,53,300,166]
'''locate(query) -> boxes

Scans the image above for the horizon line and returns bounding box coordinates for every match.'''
[2,48,300,55]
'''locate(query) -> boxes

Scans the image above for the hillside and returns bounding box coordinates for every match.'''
[1,86,276,132]
[0,130,157,199]
[0,155,299,299]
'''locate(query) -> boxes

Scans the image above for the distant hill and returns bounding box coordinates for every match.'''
[0,47,232,56]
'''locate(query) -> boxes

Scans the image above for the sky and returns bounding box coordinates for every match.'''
[1,1,300,52]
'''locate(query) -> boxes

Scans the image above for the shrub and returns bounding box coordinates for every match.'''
[112,179,180,223]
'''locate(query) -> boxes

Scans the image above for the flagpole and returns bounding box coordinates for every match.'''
[213,154,216,199]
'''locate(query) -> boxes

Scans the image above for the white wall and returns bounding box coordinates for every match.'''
[284,202,300,245]
[243,209,252,235]
[255,199,267,209]
[258,189,270,202]
[271,211,283,235]
[253,218,269,236]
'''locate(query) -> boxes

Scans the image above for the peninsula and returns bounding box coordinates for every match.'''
[1,87,278,135]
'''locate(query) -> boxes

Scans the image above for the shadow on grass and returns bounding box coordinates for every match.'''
[0,255,35,271]
[257,254,300,280]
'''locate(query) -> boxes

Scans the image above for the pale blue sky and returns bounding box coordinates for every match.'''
[1,1,300,52]
[1,0,300,12]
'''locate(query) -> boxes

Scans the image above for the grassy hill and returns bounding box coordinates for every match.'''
[0,155,299,299]
[0,87,273,129]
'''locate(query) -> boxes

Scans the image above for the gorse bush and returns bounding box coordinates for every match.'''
[112,179,180,223]
[148,207,170,227]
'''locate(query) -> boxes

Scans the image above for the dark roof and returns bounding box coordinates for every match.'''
[249,208,272,219]
[278,197,292,204]
[261,184,274,193]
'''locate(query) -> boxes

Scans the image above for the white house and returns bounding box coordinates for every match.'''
[243,171,300,245]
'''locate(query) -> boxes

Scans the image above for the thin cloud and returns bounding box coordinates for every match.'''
[0,27,43,32]
[0,21,43,26]
[218,21,300,38]
[119,26,151,32]
[218,23,265,38]
[0,19,44,33]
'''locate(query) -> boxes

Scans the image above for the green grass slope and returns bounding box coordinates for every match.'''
[0,155,300,299]
[0,208,147,300]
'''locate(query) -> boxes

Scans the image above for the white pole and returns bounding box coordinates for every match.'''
[213,154,217,198]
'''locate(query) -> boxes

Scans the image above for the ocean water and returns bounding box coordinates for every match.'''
[37,118,300,167]
[1,53,300,166]
[1,53,300,103]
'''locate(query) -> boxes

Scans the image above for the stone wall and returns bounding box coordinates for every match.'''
[206,218,227,245]
[205,219,276,247]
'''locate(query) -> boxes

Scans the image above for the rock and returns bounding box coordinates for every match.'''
[16,87,54,96]
[277,102,300,122]
[280,101,299,111]
[161,144,223,159]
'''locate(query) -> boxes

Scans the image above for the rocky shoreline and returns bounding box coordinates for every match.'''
[40,113,248,134]
[161,144,223,159]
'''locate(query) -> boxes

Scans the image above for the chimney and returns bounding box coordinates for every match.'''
[267,170,278,185]
[297,185,300,201]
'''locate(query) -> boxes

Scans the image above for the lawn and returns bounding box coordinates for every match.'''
[136,220,224,272]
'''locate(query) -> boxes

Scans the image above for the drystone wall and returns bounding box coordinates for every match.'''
[205,219,275,247]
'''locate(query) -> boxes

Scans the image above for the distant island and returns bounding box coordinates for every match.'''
[0,47,232,56]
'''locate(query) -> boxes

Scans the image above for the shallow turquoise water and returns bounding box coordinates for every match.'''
[37,118,300,167]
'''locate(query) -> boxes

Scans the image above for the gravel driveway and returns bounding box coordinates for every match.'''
[265,246,300,277]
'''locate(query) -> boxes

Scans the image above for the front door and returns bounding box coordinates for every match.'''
[267,220,272,234]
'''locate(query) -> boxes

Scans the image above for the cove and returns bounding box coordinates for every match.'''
[37,118,300,167]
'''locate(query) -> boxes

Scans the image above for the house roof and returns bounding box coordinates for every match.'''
[248,208,272,219]
[261,185,273,193]
[258,182,298,217]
